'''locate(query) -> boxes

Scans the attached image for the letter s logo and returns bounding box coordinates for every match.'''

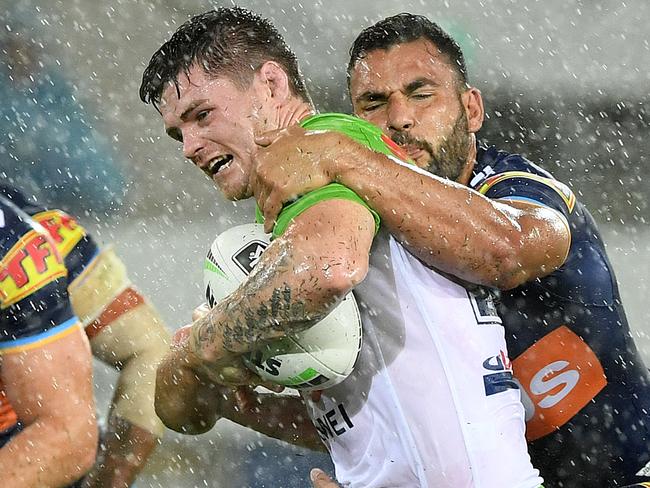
[530,360,580,409]
[512,326,606,441]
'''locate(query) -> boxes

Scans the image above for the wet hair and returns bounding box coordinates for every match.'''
[347,13,468,88]
[139,7,310,109]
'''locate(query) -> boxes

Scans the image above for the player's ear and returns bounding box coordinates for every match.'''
[461,86,484,133]
[257,61,291,103]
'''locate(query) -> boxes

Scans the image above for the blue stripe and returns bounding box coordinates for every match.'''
[0,316,79,350]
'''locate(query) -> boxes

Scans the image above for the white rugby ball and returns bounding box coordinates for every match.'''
[203,223,362,391]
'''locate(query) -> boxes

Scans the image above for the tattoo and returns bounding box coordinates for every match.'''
[194,237,335,359]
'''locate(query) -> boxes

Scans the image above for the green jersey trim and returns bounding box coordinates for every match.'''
[256,183,380,239]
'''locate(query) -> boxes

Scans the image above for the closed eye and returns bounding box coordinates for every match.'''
[361,101,385,112]
[196,109,211,122]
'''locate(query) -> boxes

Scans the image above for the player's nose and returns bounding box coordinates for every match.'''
[387,96,414,132]
[182,130,205,162]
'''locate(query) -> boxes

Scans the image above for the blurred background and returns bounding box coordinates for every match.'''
[0,0,648,486]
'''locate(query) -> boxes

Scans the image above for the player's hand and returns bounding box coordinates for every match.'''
[309,468,341,488]
[253,126,349,233]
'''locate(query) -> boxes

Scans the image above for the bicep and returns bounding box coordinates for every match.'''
[284,198,376,274]
[497,199,571,278]
[2,326,95,426]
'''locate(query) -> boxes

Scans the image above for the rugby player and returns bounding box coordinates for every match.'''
[141,7,544,488]
[1,193,97,487]
[0,185,170,487]
[251,13,650,488]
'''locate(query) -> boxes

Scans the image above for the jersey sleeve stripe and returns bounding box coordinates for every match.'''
[478,171,576,212]
[84,286,146,340]
[271,183,381,239]
[0,316,81,354]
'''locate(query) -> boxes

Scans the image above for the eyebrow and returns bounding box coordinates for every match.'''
[355,77,440,104]
[180,99,208,121]
[164,98,209,141]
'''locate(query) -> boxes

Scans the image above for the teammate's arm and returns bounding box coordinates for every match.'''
[254,128,569,290]
[0,328,97,488]
[155,198,375,433]
[73,263,170,488]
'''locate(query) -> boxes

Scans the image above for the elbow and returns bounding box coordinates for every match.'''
[320,253,369,301]
[488,243,531,291]
[490,240,567,291]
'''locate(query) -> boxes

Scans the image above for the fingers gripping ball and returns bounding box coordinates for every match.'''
[203,223,362,391]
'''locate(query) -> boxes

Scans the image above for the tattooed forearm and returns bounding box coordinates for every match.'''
[191,236,345,363]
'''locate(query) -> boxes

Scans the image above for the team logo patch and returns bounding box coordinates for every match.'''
[232,240,269,275]
[0,230,67,309]
[32,210,86,258]
[512,326,606,440]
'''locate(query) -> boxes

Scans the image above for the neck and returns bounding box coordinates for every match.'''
[457,133,477,186]
[276,98,315,129]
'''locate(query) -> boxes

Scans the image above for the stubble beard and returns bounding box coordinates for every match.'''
[390,111,471,181]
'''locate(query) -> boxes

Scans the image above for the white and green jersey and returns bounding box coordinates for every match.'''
[269,114,543,488]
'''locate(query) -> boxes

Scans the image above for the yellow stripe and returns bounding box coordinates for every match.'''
[0,322,81,355]
[478,171,575,213]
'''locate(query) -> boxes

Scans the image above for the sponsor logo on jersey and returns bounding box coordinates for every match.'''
[483,349,519,396]
[477,171,576,213]
[232,240,269,275]
[32,210,86,258]
[0,230,67,309]
[313,403,355,441]
[512,326,606,440]
[467,289,502,326]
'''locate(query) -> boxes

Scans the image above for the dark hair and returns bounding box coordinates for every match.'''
[347,13,468,88]
[140,7,310,108]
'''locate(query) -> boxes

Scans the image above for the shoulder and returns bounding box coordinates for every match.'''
[470,143,576,215]
[1,196,77,354]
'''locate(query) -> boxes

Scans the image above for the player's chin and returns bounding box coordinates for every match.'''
[213,176,250,201]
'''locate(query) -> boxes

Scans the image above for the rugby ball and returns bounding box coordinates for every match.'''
[203,223,362,391]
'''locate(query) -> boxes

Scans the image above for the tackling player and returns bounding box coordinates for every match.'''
[1,194,98,487]
[140,8,543,488]
[250,13,650,488]
[0,185,171,487]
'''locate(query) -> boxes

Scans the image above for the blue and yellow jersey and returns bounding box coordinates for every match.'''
[0,185,99,283]
[0,194,81,446]
[470,144,650,485]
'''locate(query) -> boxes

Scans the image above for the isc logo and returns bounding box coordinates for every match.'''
[512,326,606,440]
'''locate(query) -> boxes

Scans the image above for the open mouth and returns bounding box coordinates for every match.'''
[207,155,234,176]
